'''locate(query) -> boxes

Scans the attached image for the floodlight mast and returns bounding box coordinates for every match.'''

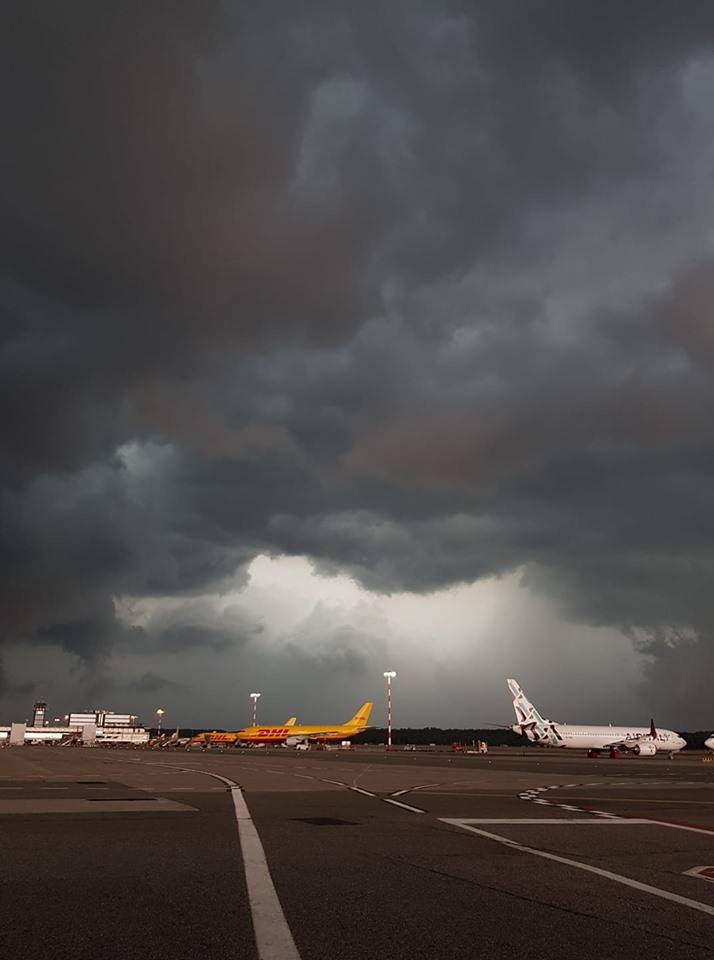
[250,692,261,727]
[383,671,397,751]
[156,707,165,736]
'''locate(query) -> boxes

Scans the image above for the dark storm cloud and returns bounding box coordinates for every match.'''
[124,672,188,696]
[3,2,714,720]
[0,657,33,699]
[132,598,265,654]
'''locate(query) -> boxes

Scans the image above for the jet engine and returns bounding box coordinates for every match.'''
[632,741,657,756]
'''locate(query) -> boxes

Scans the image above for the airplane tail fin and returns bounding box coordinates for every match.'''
[507,679,546,726]
[346,702,373,728]
[649,718,657,738]
[285,717,298,727]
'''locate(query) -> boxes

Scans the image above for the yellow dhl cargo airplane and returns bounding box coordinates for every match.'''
[196,717,297,745]
[199,703,373,746]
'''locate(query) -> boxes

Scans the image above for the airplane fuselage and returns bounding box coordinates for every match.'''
[235,723,364,744]
[513,722,685,754]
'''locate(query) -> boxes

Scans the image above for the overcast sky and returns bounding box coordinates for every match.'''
[3,2,714,729]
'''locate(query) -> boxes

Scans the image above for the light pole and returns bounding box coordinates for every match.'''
[383,671,396,751]
[250,692,261,727]
[156,708,165,736]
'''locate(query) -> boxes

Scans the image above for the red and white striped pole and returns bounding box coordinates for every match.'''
[250,692,261,727]
[383,671,396,751]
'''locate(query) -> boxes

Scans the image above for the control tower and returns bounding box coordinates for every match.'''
[31,700,47,728]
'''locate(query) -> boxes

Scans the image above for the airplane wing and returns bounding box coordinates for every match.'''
[601,735,658,755]
[602,736,644,750]
[603,720,659,755]
[285,730,346,743]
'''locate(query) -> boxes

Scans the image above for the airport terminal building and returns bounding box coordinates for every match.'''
[0,702,149,745]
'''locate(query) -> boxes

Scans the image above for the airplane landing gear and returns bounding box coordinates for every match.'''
[609,748,621,759]
[587,749,601,758]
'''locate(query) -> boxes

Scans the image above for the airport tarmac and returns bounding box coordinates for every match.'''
[2,748,714,959]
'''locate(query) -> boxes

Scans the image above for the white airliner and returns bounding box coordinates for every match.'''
[508,679,686,758]
[705,735,714,751]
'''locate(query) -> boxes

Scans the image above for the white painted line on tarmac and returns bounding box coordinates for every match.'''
[444,819,645,825]
[293,774,314,780]
[441,820,714,919]
[683,865,714,881]
[382,797,426,814]
[229,786,301,960]
[391,782,440,797]
[319,778,346,787]
[116,760,302,960]
[349,786,376,797]
[647,819,714,837]
[351,764,373,789]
